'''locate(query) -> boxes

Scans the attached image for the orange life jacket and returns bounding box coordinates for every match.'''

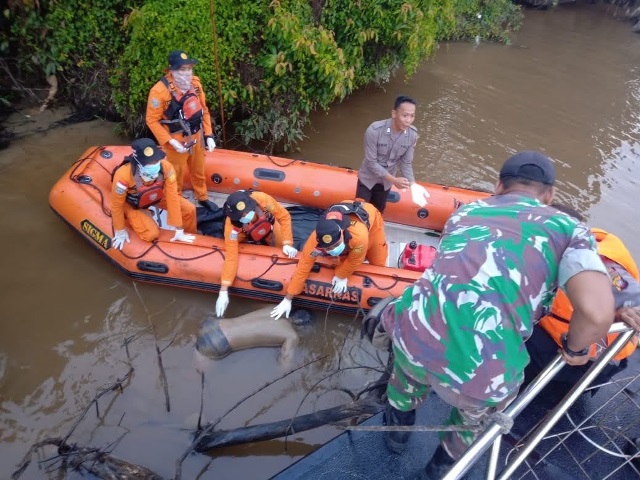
[160,77,204,134]
[538,228,639,360]
[243,212,274,244]
[125,167,166,210]
[229,208,274,245]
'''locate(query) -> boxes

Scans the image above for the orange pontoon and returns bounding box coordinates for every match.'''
[49,146,489,315]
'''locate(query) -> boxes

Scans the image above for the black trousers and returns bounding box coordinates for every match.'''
[524,325,627,389]
[355,179,389,214]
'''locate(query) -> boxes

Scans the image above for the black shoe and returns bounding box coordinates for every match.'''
[382,403,416,454]
[198,199,219,212]
[420,445,457,480]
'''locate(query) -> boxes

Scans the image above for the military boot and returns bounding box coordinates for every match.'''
[419,445,457,480]
[383,402,416,453]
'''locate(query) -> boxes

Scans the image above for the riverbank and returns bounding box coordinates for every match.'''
[1,102,91,147]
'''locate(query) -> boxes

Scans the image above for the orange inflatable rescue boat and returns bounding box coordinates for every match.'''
[49,146,489,315]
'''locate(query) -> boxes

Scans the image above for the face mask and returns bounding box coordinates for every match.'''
[239,211,255,224]
[326,242,346,256]
[139,162,161,181]
[172,69,193,91]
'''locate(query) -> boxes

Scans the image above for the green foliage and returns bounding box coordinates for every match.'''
[4,2,58,78]
[445,0,523,43]
[46,0,141,112]
[321,0,443,86]
[115,0,355,151]
[3,0,142,112]
[5,0,521,150]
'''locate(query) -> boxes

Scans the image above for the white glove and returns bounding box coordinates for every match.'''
[170,229,196,244]
[169,139,188,154]
[270,298,292,320]
[112,229,130,250]
[410,183,430,207]
[282,244,298,258]
[216,290,229,317]
[331,276,348,294]
[205,136,216,152]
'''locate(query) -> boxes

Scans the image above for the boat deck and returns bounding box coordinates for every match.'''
[178,191,442,269]
[272,333,640,480]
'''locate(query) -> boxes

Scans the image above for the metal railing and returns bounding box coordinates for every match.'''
[443,322,638,480]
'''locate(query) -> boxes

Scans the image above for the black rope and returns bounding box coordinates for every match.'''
[235,255,298,281]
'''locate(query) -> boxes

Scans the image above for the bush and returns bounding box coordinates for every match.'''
[2,0,142,114]
[3,1,521,150]
[446,0,523,43]
[115,0,466,151]
[114,0,355,151]
[46,0,141,115]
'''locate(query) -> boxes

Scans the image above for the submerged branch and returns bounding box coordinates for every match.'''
[194,398,383,451]
[11,437,164,480]
[133,282,173,412]
[174,355,327,479]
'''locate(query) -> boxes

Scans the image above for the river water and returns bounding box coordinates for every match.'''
[1,5,639,479]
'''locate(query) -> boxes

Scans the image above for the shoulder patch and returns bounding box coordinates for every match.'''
[229,230,239,241]
[266,203,274,213]
[151,98,161,109]
[608,265,629,291]
[115,181,127,195]
[166,172,176,182]
[352,246,364,253]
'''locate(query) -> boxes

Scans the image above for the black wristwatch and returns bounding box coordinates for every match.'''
[561,334,589,357]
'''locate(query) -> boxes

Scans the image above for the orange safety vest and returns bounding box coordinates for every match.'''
[539,228,639,360]
[234,211,274,244]
[160,77,204,134]
[126,170,165,210]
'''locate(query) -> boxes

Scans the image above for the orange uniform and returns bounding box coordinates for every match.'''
[145,73,213,201]
[287,201,388,296]
[111,160,197,241]
[221,191,294,287]
[539,228,639,360]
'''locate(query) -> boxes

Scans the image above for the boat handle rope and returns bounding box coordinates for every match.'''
[69,146,114,218]
[338,412,513,434]
[352,272,410,292]
[115,241,225,262]
[242,142,355,172]
[235,255,298,283]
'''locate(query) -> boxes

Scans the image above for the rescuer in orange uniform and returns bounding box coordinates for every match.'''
[215,190,298,317]
[110,138,197,250]
[526,223,640,386]
[146,50,218,212]
[270,200,388,320]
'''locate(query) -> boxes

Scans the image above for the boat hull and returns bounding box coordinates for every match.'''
[49,146,489,315]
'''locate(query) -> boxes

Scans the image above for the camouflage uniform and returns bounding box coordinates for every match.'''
[381,193,606,457]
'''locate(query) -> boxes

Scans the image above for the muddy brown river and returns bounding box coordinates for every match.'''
[1,5,639,479]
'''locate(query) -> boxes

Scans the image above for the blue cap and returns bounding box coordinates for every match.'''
[168,50,198,70]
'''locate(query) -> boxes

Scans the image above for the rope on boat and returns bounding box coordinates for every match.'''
[338,412,514,435]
